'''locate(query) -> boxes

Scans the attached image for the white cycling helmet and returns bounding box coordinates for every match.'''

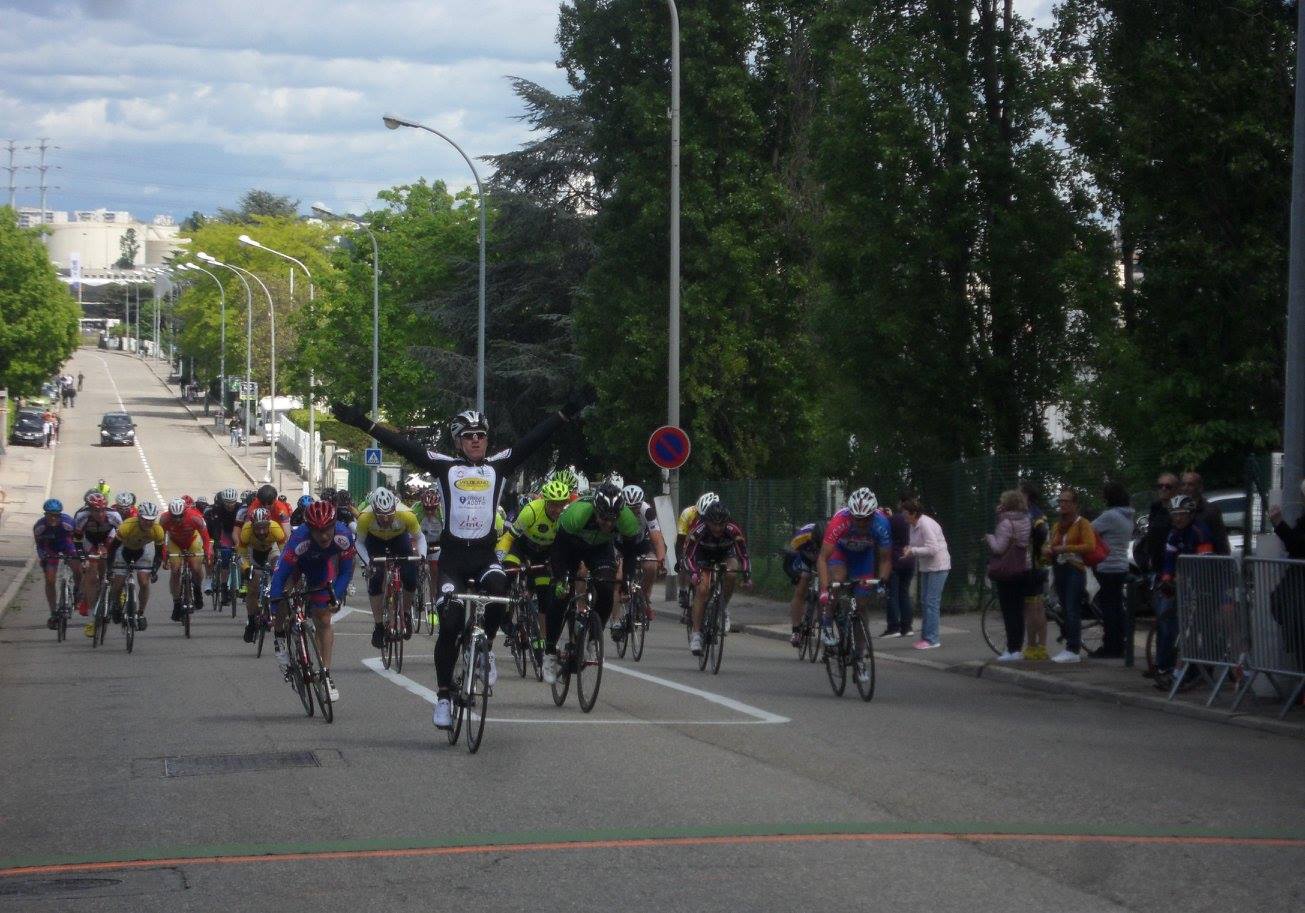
[114,491,136,509]
[607,472,625,490]
[137,501,160,521]
[621,484,645,507]
[167,498,187,517]
[218,487,239,505]
[696,492,719,514]
[847,487,879,518]
[371,487,398,515]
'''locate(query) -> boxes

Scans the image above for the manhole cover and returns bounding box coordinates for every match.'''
[0,876,122,897]
[161,750,321,778]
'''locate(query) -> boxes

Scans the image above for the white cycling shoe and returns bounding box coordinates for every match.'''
[486,651,498,687]
[542,653,560,685]
[433,698,453,729]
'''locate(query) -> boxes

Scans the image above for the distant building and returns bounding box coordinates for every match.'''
[32,207,185,271]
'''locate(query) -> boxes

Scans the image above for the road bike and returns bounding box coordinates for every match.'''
[115,561,153,653]
[85,554,112,648]
[694,563,732,675]
[823,578,877,701]
[211,546,240,617]
[176,559,199,638]
[250,561,274,658]
[550,575,604,712]
[444,585,512,753]
[276,584,335,723]
[613,573,652,662]
[505,564,545,681]
[796,573,821,663]
[51,556,78,643]
[372,555,420,673]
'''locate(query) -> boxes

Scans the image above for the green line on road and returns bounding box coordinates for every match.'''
[3,819,1304,874]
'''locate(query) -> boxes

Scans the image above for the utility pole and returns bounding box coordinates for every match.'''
[1286,0,1305,524]
[3,141,18,209]
[31,138,59,225]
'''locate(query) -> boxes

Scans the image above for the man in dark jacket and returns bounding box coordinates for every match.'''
[1269,482,1305,559]
[1182,471,1230,556]
[1139,473,1179,574]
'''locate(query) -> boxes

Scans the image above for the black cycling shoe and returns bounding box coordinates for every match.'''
[112,607,124,624]
[402,612,413,641]
[242,619,257,643]
[136,615,148,631]
[371,624,386,649]
[46,615,58,630]
[171,602,183,622]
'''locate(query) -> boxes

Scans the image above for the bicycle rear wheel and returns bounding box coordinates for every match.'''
[576,612,604,713]
[305,626,333,724]
[466,639,489,753]
[852,615,876,702]
[979,594,1004,655]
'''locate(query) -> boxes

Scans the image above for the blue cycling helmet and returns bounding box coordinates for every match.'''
[43,498,63,514]
[297,495,314,509]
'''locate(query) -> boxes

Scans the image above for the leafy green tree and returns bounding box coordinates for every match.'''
[0,207,82,396]
[1050,0,1294,478]
[116,227,140,268]
[559,0,813,478]
[216,189,300,224]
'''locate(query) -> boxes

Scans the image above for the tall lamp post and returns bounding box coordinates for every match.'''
[1285,0,1305,526]
[226,263,279,486]
[198,252,255,457]
[239,233,317,494]
[381,115,487,412]
[179,262,227,422]
[312,204,382,489]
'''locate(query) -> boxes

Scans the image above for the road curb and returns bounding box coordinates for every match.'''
[131,353,258,486]
[0,405,62,624]
[740,623,1304,739]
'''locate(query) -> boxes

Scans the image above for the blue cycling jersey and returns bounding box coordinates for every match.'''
[269,522,356,603]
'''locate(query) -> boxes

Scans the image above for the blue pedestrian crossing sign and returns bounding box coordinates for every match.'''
[364,447,383,467]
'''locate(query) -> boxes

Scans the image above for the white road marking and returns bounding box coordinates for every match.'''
[361,657,789,725]
[93,354,163,504]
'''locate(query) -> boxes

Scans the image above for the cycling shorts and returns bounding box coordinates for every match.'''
[112,544,153,575]
[782,553,813,584]
[366,533,416,596]
[168,537,206,559]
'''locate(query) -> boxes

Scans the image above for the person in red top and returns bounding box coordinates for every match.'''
[161,497,212,621]
[253,484,292,536]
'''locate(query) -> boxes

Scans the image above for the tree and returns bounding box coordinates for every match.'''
[115,227,139,268]
[1050,0,1294,478]
[559,0,814,479]
[180,210,207,232]
[216,189,300,224]
[0,207,81,396]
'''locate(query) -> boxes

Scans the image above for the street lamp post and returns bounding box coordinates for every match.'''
[240,233,316,494]
[226,263,279,487]
[180,262,227,424]
[381,115,487,411]
[312,204,382,489]
[199,252,255,457]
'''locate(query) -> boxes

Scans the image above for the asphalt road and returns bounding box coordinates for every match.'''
[1,350,1302,912]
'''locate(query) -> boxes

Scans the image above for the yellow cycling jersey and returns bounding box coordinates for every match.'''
[238,520,286,557]
[498,499,560,554]
[356,505,422,542]
[676,505,699,537]
[114,517,166,551]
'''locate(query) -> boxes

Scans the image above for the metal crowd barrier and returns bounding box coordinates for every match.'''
[1233,557,1305,719]
[1173,555,1247,706]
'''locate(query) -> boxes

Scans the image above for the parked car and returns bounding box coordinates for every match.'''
[99,411,137,446]
[9,410,47,446]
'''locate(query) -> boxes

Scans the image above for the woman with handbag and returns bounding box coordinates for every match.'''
[985,490,1032,661]
[1045,488,1098,663]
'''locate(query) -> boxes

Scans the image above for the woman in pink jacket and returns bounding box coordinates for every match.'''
[985,490,1032,661]
[902,498,950,649]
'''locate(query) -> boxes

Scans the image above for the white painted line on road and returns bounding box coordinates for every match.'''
[94,354,163,504]
[361,657,789,725]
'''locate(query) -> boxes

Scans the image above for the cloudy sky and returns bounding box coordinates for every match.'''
[1,0,1055,222]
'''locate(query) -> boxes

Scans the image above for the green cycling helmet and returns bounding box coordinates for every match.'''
[541,480,571,502]
[548,468,580,492]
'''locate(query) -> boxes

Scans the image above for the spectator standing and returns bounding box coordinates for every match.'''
[41,408,54,448]
[1090,482,1134,659]
[1044,488,1097,663]
[1181,471,1230,556]
[901,498,950,649]
[1268,480,1305,559]
[228,416,241,447]
[1151,496,1214,688]
[985,490,1031,661]
[77,371,84,391]
[883,495,915,638]
[1019,481,1050,660]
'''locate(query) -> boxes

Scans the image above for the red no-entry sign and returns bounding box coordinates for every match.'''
[648,425,691,470]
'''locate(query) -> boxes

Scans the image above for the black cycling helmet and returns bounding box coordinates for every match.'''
[240,489,255,505]
[320,486,337,502]
[450,409,488,439]
[334,489,354,506]
[703,501,731,525]
[257,484,277,505]
[592,483,622,520]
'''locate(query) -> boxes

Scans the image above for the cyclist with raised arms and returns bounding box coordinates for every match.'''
[683,500,752,656]
[106,501,165,629]
[268,500,355,702]
[354,487,426,647]
[816,487,892,649]
[545,484,642,682]
[34,499,77,629]
[330,394,586,730]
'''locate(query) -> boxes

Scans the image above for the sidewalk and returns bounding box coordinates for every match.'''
[0,417,59,621]
[134,354,308,496]
[715,591,1305,739]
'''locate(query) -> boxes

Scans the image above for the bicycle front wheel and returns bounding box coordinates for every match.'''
[293,632,314,717]
[825,617,848,696]
[550,618,573,706]
[576,612,604,713]
[306,626,333,724]
[630,597,647,662]
[708,601,726,675]
[124,589,136,654]
[466,639,489,753]
[979,594,1004,656]
[852,615,876,702]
